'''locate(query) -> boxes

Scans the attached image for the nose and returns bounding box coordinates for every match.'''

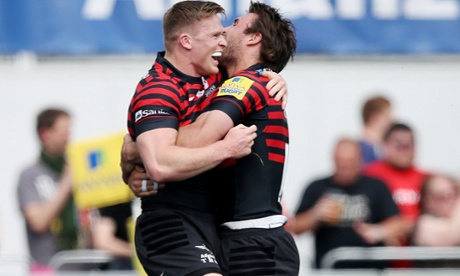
[219,34,227,47]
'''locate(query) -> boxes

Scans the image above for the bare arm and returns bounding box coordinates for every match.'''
[412,199,460,246]
[121,111,236,196]
[177,110,234,147]
[353,215,407,245]
[137,125,256,183]
[23,166,73,234]
[92,217,133,258]
[288,197,339,234]
[288,209,321,235]
[121,71,285,183]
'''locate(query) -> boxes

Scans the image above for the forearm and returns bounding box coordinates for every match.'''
[94,236,133,258]
[140,140,233,183]
[380,216,410,245]
[92,218,133,258]
[138,125,254,183]
[290,210,320,235]
[25,184,72,233]
[177,111,233,148]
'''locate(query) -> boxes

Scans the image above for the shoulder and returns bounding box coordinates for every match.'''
[217,73,266,99]
[362,160,386,173]
[306,177,330,192]
[360,175,387,187]
[18,160,49,179]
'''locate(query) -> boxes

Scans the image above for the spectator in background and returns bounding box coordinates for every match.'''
[92,202,134,270]
[359,95,393,165]
[288,138,404,269]
[363,122,429,244]
[17,108,80,272]
[411,174,460,246]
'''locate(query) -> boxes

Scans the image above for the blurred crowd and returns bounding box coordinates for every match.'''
[16,108,135,274]
[14,94,460,273]
[286,95,460,270]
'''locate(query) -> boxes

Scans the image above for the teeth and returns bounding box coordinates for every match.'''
[212,52,222,57]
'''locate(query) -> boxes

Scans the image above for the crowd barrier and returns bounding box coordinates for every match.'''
[49,249,115,271]
[321,246,460,269]
[4,247,460,275]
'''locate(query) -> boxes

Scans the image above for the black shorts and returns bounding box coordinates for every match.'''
[135,207,222,276]
[218,226,300,276]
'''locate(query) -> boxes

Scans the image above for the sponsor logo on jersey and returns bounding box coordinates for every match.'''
[135,109,170,122]
[195,244,218,264]
[216,76,253,100]
[205,84,217,97]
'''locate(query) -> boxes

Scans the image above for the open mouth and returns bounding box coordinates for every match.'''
[212,51,222,61]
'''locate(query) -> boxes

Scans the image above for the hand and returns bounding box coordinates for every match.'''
[127,165,165,197]
[313,196,342,225]
[121,134,141,162]
[353,221,385,245]
[222,124,257,159]
[120,134,141,184]
[262,70,288,110]
[59,165,74,195]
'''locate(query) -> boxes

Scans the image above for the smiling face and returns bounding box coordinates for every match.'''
[188,15,227,76]
[422,175,459,217]
[219,13,258,69]
[383,130,415,169]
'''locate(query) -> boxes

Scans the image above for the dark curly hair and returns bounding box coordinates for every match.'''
[245,1,297,73]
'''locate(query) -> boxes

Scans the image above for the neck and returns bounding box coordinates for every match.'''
[226,60,258,77]
[226,49,260,77]
[40,149,65,174]
[164,50,200,77]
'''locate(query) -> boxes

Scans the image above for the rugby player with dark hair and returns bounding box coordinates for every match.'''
[176,2,299,274]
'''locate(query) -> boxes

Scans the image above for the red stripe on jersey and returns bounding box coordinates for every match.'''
[218,158,236,168]
[266,139,286,150]
[264,125,288,136]
[268,111,285,119]
[268,152,285,163]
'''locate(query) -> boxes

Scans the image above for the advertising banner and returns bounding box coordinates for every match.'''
[67,132,132,209]
[1,0,459,55]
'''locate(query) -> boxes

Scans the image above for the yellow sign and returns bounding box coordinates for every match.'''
[67,132,132,209]
[216,76,253,100]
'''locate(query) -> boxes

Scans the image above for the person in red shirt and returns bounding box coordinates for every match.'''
[363,122,429,245]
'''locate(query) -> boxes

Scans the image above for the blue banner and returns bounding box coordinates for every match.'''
[1,0,460,55]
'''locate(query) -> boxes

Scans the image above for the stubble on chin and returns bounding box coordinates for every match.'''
[219,48,237,70]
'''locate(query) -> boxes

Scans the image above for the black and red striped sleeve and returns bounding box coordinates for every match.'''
[127,77,181,140]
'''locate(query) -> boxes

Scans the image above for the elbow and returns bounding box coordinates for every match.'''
[144,163,175,183]
[28,220,49,235]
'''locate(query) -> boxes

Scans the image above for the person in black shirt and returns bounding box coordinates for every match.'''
[289,138,405,269]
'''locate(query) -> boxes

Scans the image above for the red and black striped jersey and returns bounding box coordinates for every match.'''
[207,64,289,223]
[126,52,224,213]
[128,52,222,141]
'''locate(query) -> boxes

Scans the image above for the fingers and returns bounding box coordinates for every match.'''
[282,90,288,110]
[128,167,165,197]
[131,179,165,197]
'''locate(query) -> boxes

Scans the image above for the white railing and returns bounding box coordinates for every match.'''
[321,246,460,270]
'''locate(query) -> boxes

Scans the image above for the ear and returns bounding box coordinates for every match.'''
[247,33,262,46]
[179,33,192,50]
[38,128,49,145]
